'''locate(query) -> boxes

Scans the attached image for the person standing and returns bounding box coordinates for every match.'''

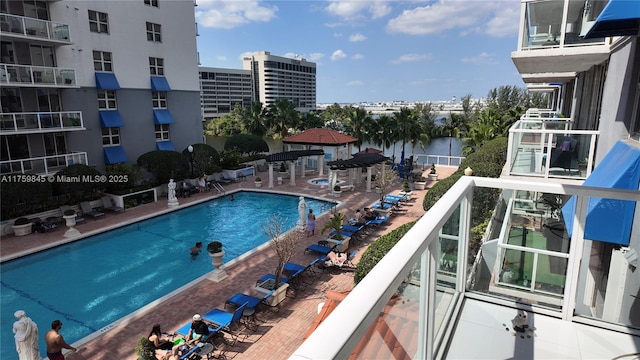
[45,320,77,360]
[306,209,316,237]
[13,310,40,360]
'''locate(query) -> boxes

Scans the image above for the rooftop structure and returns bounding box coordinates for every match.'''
[292,0,640,358]
[1,0,202,173]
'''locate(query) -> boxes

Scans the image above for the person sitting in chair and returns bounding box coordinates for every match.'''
[186,314,209,345]
[363,208,376,220]
[324,250,348,267]
[148,324,174,350]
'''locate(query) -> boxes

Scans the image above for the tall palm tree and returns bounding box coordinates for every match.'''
[242,100,267,137]
[266,98,300,144]
[370,114,396,157]
[344,107,373,152]
[298,111,324,130]
[440,113,464,157]
[461,108,500,155]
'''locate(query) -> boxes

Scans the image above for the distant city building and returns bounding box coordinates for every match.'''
[1,0,202,173]
[199,67,253,122]
[242,51,316,112]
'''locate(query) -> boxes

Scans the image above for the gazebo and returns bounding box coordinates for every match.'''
[263,149,325,188]
[327,152,390,192]
[283,128,358,174]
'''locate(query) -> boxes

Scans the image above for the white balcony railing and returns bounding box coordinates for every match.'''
[0,63,76,87]
[0,111,84,134]
[507,119,599,179]
[0,13,71,43]
[291,176,640,359]
[0,152,88,175]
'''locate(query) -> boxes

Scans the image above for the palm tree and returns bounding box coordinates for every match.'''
[370,114,396,158]
[298,111,324,130]
[344,107,373,152]
[242,100,267,137]
[440,113,464,157]
[461,108,500,155]
[266,98,300,145]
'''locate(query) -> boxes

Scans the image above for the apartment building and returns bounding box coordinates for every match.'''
[199,66,252,122]
[242,51,316,113]
[1,0,202,174]
[292,0,640,358]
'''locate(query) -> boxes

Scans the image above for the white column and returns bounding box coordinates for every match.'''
[301,155,307,178]
[366,167,372,192]
[268,163,274,188]
[289,160,296,186]
[318,155,324,176]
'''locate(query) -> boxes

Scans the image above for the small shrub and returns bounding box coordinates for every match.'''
[255,177,262,182]
[430,163,437,174]
[224,134,269,155]
[135,337,156,360]
[333,184,341,192]
[182,144,220,175]
[14,217,31,225]
[207,241,223,253]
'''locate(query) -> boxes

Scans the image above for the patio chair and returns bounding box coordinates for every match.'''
[101,196,124,212]
[320,251,358,272]
[80,201,105,218]
[225,290,274,310]
[32,217,58,233]
[256,273,288,286]
[304,243,336,256]
[202,302,249,343]
[366,216,389,226]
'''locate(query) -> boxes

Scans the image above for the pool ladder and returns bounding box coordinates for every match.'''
[210,182,226,194]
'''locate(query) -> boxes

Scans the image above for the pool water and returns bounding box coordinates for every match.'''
[308,178,346,186]
[0,192,332,359]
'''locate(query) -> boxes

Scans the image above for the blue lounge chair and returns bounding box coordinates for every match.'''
[256,273,288,286]
[366,216,389,226]
[175,320,221,343]
[201,302,248,342]
[225,291,273,310]
[328,229,354,238]
[304,243,333,255]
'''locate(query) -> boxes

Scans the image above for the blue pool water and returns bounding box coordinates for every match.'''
[0,192,333,359]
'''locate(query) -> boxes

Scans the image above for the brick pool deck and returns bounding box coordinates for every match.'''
[0,166,458,360]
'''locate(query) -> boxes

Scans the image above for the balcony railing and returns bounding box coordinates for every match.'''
[519,0,608,51]
[1,63,76,87]
[0,111,84,134]
[0,13,71,43]
[291,176,640,359]
[507,118,598,180]
[0,152,88,175]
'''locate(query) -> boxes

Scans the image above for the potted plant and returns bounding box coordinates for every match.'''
[135,337,156,360]
[333,184,341,197]
[402,179,411,193]
[254,176,262,188]
[321,212,345,241]
[257,214,301,306]
[278,162,287,174]
[428,163,438,181]
[413,173,427,190]
[12,217,33,236]
[206,240,227,282]
[63,209,77,227]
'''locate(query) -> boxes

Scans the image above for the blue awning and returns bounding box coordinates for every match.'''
[562,142,640,245]
[103,146,128,164]
[584,0,640,39]
[95,72,121,90]
[99,110,124,128]
[156,140,175,151]
[153,109,174,125]
[150,76,171,91]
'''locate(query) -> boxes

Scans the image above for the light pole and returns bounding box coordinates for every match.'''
[188,145,194,178]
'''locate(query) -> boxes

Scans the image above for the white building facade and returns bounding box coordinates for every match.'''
[199,66,252,122]
[1,0,202,173]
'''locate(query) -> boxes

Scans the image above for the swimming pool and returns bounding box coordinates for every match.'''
[0,191,333,359]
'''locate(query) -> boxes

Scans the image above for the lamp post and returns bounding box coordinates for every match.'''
[188,145,194,178]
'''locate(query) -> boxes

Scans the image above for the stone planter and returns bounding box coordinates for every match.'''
[255,180,262,188]
[209,250,224,269]
[63,214,76,227]
[428,173,438,181]
[12,222,33,236]
[255,279,289,307]
[207,250,228,282]
[414,181,427,190]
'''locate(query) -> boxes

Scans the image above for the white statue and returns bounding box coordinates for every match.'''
[13,310,39,360]
[167,179,179,207]
[296,196,307,232]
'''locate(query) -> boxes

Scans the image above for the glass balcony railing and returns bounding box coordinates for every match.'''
[1,63,76,87]
[291,176,640,359]
[0,111,84,134]
[0,151,88,175]
[507,117,598,179]
[519,0,608,51]
[0,13,70,42]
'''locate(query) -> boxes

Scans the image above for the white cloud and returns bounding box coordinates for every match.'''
[331,50,347,61]
[351,53,364,60]
[308,53,326,61]
[325,0,392,23]
[349,33,367,42]
[347,80,364,86]
[195,0,278,29]
[282,52,326,62]
[392,53,432,64]
[386,0,519,37]
[461,52,498,65]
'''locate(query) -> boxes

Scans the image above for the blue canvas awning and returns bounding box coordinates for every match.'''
[95,72,121,90]
[103,146,128,164]
[99,110,124,128]
[153,109,174,125]
[562,142,640,245]
[584,0,640,39]
[150,76,171,91]
[156,140,175,151]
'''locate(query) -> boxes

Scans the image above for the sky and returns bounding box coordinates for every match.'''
[194,0,525,104]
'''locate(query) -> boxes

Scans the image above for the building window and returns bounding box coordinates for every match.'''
[155,124,169,141]
[88,10,109,33]
[152,91,167,109]
[144,0,159,7]
[97,90,117,109]
[146,22,161,42]
[93,51,113,72]
[149,57,164,75]
[102,127,120,146]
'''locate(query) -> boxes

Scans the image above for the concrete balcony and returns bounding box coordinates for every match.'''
[0,152,88,175]
[506,116,599,180]
[0,13,71,44]
[0,63,76,87]
[0,111,84,134]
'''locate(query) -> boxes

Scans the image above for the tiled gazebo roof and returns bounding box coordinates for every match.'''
[264,149,325,163]
[283,128,357,146]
